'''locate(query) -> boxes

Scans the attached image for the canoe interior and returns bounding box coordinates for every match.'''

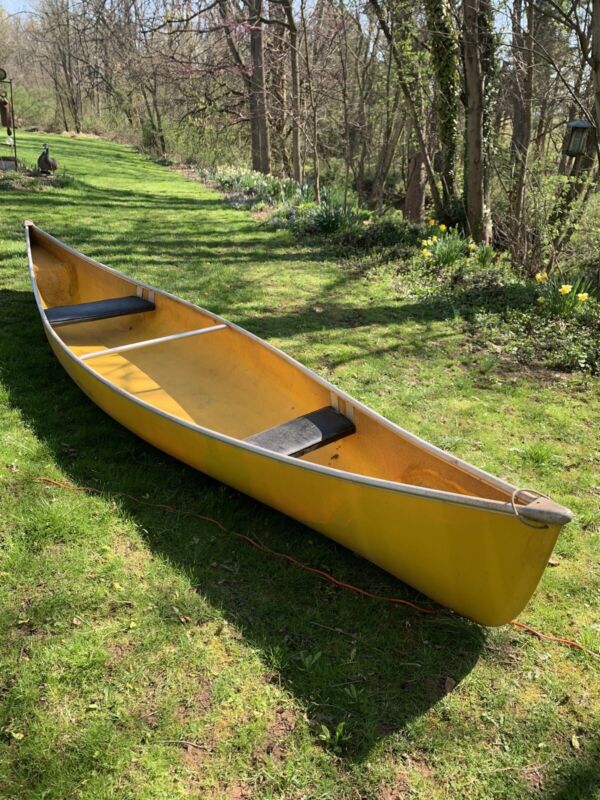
[30,228,513,502]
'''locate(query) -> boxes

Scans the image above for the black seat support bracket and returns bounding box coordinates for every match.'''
[246,406,355,458]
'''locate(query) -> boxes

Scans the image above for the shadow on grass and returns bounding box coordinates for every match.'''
[0,287,488,763]
[544,733,600,800]
[234,283,531,332]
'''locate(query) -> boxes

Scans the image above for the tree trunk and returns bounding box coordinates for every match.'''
[370,101,404,209]
[405,125,426,223]
[282,0,302,182]
[368,0,444,216]
[267,0,289,174]
[462,0,494,244]
[509,0,534,259]
[249,0,271,173]
[301,0,320,201]
[150,79,166,156]
[219,0,268,173]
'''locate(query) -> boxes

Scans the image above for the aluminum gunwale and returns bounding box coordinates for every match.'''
[24,222,572,525]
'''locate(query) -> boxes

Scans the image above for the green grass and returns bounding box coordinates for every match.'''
[0,132,599,799]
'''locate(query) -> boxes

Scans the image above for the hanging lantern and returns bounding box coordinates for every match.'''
[0,68,7,81]
[564,119,594,157]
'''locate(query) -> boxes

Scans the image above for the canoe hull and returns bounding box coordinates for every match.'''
[47,332,560,626]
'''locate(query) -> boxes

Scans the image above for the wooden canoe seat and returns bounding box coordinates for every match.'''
[45,295,155,327]
[246,406,355,457]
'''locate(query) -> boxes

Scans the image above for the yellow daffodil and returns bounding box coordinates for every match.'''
[431,235,438,242]
[558,284,572,295]
[468,243,477,252]
[576,292,589,302]
[534,271,548,283]
[438,224,447,233]
[427,218,436,226]
[422,249,432,258]
[537,296,545,304]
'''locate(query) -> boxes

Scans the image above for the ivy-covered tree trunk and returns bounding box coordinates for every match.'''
[423,0,460,215]
[549,126,597,266]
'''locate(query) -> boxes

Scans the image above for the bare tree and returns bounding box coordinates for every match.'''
[462,0,496,243]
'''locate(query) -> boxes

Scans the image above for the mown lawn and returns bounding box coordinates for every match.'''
[0,133,598,799]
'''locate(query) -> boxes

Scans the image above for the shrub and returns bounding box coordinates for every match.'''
[266,200,365,237]
[299,201,363,235]
[420,227,469,270]
[336,213,421,251]
[473,244,496,270]
[199,166,308,207]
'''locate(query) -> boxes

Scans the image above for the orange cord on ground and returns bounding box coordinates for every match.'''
[36,476,599,659]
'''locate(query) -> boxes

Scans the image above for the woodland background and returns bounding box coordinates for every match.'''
[3,0,600,275]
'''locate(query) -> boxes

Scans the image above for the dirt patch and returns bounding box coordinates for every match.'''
[112,534,152,574]
[177,686,213,724]
[200,781,253,800]
[263,707,296,762]
[180,741,206,772]
[105,641,134,666]
[404,753,435,781]
[195,688,213,712]
[377,777,411,800]
[485,636,522,667]
[522,765,545,793]
[226,784,253,799]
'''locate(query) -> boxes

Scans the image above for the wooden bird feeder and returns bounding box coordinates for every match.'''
[564,119,594,157]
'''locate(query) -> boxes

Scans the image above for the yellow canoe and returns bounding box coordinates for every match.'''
[25,221,572,626]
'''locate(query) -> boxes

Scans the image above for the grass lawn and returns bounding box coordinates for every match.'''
[0,132,598,799]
